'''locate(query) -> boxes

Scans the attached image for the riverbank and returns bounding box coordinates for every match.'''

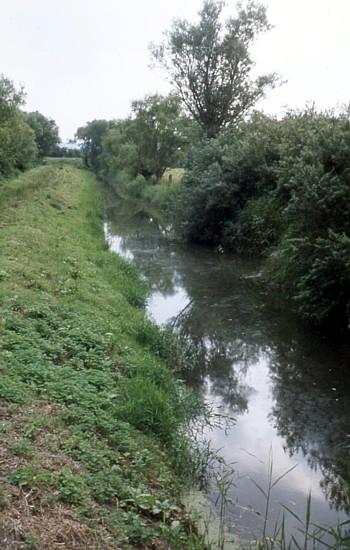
[0,164,206,549]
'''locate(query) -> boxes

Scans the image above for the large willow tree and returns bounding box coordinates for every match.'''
[151,0,278,138]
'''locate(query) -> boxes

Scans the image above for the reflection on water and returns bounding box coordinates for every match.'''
[104,199,350,541]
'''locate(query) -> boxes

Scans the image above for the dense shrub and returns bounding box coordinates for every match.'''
[271,231,350,325]
[272,110,350,326]
[176,108,350,328]
[176,113,280,245]
[223,194,283,256]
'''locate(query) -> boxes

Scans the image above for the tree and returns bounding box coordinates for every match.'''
[0,75,25,122]
[88,95,191,181]
[0,113,37,176]
[101,121,139,179]
[0,75,37,178]
[151,0,278,138]
[76,119,115,171]
[26,111,60,158]
[129,94,190,178]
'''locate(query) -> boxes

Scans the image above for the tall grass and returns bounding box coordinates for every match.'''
[207,449,350,549]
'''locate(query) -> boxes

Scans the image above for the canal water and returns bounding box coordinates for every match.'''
[104,199,350,545]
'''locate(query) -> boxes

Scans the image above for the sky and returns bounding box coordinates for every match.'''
[0,0,349,140]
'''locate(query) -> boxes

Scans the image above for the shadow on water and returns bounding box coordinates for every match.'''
[104,197,350,542]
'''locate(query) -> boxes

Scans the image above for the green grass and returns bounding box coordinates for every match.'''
[0,164,206,549]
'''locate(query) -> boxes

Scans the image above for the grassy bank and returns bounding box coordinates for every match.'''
[0,164,205,549]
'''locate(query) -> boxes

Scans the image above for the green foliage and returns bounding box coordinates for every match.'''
[176,113,280,245]
[176,107,350,329]
[143,176,182,216]
[0,421,12,434]
[9,466,54,489]
[11,438,35,458]
[224,194,283,256]
[118,376,178,441]
[25,111,60,158]
[269,108,350,326]
[128,94,190,178]
[100,124,139,179]
[50,144,82,158]
[0,111,37,177]
[151,0,278,137]
[0,74,25,118]
[0,75,37,179]
[56,469,86,504]
[126,174,148,198]
[77,95,192,191]
[271,231,350,325]
[76,119,115,171]
[24,532,39,550]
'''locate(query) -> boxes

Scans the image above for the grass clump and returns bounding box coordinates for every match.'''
[11,438,35,458]
[0,164,207,549]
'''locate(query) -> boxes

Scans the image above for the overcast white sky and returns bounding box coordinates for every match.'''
[1,0,349,139]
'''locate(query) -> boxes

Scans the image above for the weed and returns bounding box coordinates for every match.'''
[9,465,53,489]
[214,465,236,550]
[0,420,12,433]
[55,469,86,504]
[242,453,350,549]
[24,532,39,550]
[11,438,35,458]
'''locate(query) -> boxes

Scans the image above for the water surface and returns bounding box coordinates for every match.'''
[104,200,350,543]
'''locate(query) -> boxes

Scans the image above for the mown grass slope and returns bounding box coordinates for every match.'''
[0,164,204,549]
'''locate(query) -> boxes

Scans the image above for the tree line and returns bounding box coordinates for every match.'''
[0,74,60,180]
[76,94,193,194]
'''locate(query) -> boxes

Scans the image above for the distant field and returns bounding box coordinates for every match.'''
[162,167,185,184]
[45,157,83,168]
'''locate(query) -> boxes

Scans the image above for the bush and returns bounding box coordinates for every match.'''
[175,113,280,245]
[272,231,350,326]
[175,107,350,329]
[127,174,147,198]
[224,193,283,255]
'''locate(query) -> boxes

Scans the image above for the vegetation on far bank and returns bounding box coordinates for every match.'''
[73,1,350,334]
[77,102,350,333]
[0,164,208,549]
[175,108,350,330]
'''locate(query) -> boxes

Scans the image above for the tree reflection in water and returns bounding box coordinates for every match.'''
[269,340,350,514]
[105,197,350,522]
